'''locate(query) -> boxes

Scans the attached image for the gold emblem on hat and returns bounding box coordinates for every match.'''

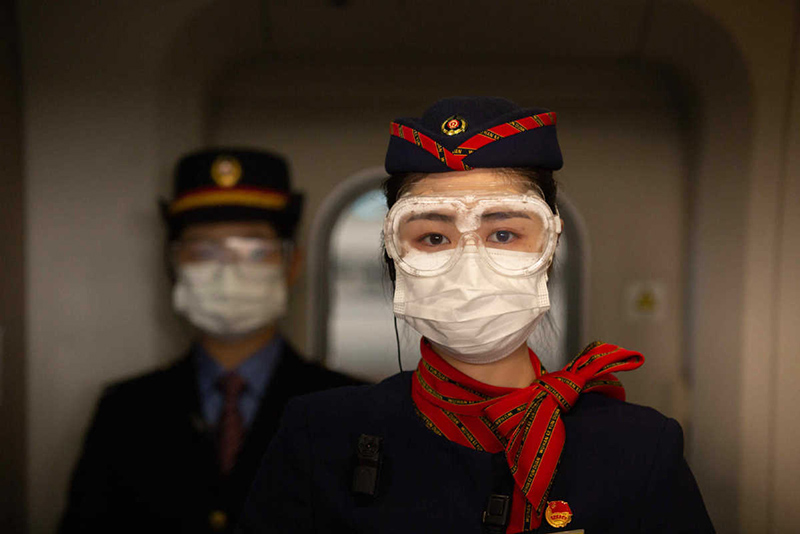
[441,115,467,136]
[208,510,227,530]
[210,156,242,188]
[545,500,573,528]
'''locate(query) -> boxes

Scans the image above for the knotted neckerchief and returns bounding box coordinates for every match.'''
[411,339,644,533]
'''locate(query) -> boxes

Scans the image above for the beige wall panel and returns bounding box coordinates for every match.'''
[687,1,798,532]
[772,13,800,528]
[642,3,765,530]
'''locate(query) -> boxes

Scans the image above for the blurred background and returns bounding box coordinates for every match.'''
[1,0,799,532]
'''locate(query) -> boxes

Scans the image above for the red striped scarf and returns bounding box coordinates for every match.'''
[411,339,644,532]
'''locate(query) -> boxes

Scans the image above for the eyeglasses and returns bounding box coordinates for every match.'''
[384,191,561,277]
[171,236,287,265]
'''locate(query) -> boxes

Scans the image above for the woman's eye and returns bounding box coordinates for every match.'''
[420,233,451,246]
[488,230,516,244]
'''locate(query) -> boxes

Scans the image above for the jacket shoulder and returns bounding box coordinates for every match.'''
[573,392,672,424]
[90,355,195,422]
[279,372,412,431]
[102,354,190,393]
[572,392,679,437]
[294,371,409,407]
[563,395,713,531]
[566,392,681,452]
[560,392,687,489]
[279,344,368,389]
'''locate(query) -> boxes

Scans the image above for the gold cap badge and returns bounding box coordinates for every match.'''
[545,500,573,528]
[208,510,227,530]
[441,115,467,136]
[210,156,242,188]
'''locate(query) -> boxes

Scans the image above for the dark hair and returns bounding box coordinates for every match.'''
[381,167,558,282]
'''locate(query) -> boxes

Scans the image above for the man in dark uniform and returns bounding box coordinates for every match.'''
[60,149,363,533]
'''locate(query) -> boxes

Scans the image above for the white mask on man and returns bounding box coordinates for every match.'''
[173,262,288,338]
[393,248,550,364]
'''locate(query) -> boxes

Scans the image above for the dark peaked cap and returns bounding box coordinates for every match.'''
[385,97,563,174]
[161,148,303,239]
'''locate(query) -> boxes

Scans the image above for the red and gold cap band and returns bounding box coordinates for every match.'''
[169,186,290,215]
[390,111,557,172]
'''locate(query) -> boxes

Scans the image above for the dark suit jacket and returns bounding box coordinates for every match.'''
[59,343,363,534]
[238,372,714,533]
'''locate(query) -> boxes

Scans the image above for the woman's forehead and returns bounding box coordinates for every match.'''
[404,169,530,197]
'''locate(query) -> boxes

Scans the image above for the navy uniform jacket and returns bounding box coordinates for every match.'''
[59,344,363,534]
[239,372,714,533]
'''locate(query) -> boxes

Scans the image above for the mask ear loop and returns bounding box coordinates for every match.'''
[384,247,403,372]
[394,316,402,372]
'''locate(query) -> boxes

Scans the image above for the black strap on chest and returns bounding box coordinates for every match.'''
[352,434,383,497]
[482,452,515,534]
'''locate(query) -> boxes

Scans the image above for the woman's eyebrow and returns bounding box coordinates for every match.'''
[481,211,532,220]
[406,212,455,223]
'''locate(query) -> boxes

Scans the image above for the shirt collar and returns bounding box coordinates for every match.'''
[195,337,284,396]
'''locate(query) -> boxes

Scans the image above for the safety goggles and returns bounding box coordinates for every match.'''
[384,191,561,277]
[171,236,288,265]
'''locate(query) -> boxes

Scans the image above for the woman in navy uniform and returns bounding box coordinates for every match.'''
[238,98,714,533]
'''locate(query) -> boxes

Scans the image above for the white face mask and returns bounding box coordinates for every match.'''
[393,248,550,364]
[173,262,288,339]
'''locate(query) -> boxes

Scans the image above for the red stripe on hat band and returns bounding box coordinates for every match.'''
[456,135,493,153]
[402,127,416,145]
[444,151,468,171]
[420,135,440,158]
[169,186,290,214]
[488,123,524,137]
[390,122,470,171]
[175,185,288,197]
[390,112,557,171]
[515,116,538,129]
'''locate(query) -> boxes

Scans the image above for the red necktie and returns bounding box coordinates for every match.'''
[217,372,246,475]
[412,339,644,532]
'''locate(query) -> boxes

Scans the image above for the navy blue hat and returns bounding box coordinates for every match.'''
[161,148,303,239]
[385,97,563,174]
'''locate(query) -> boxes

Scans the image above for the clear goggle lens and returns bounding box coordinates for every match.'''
[385,193,560,276]
[172,236,286,265]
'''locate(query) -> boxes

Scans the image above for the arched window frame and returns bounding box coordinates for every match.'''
[305,166,388,361]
